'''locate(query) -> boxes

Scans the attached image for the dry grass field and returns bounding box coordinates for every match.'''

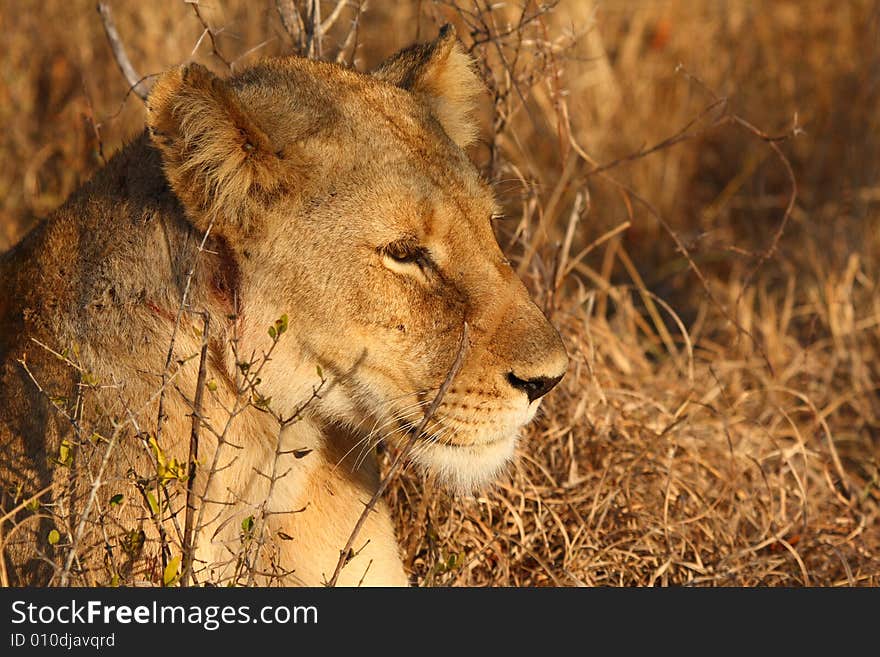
[1,0,878,585]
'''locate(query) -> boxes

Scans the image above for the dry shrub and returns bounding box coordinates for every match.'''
[0,0,877,585]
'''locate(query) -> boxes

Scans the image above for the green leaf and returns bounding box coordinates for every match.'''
[49,394,67,409]
[241,515,255,534]
[268,314,289,341]
[58,439,73,467]
[146,491,159,516]
[252,394,272,409]
[163,555,181,586]
[47,529,60,545]
[316,365,323,379]
[207,380,217,392]
[109,494,124,507]
[122,529,146,557]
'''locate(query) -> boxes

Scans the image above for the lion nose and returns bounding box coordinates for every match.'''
[506,372,563,403]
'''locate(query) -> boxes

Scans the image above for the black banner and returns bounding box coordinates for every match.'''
[0,586,872,652]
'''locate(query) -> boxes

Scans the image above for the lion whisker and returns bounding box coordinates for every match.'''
[344,397,433,472]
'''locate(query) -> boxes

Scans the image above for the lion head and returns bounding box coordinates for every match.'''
[147,26,567,494]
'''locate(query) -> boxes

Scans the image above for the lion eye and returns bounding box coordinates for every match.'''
[381,241,436,282]
[384,241,424,264]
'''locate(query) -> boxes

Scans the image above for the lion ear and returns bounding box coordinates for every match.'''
[147,63,285,236]
[372,24,483,148]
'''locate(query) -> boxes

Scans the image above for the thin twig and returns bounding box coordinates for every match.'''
[321,0,350,34]
[326,322,470,587]
[566,83,793,376]
[336,0,367,67]
[584,97,728,178]
[304,0,322,59]
[0,521,7,587]
[188,1,232,69]
[730,116,799,315]
[97,3,151,101]
[155,218,215,449]
[0,485,55,528]
[276,0,305,52]
[674,66,801,326]
[244,376,325,586]
[181,312,210,587]
[58,427,121,586]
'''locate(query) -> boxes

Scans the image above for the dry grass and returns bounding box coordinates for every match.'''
[1,0,878,586]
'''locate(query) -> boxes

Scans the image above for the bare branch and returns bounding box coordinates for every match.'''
[321,0,350,34]
[583,97,728,179]
[58,426,121,586]
[155,217,216,448]
[97,3,151,101]
[0,485,54,528]
[276,0,305,51]
[181,312,210,586]
[303,0,322,59]
[187,0,232,69]
[336,0,367,67]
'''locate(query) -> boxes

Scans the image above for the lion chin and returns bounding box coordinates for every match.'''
[413,434,518,495]
[407,401,541,495]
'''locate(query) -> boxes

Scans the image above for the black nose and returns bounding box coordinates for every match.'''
[506,372,564,403]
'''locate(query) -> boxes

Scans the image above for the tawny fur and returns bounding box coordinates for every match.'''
[0,26,566,587]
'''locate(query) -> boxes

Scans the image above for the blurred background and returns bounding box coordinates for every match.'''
[2,0,878,585]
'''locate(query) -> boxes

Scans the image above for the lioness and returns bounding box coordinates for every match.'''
[0,26,566,586]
